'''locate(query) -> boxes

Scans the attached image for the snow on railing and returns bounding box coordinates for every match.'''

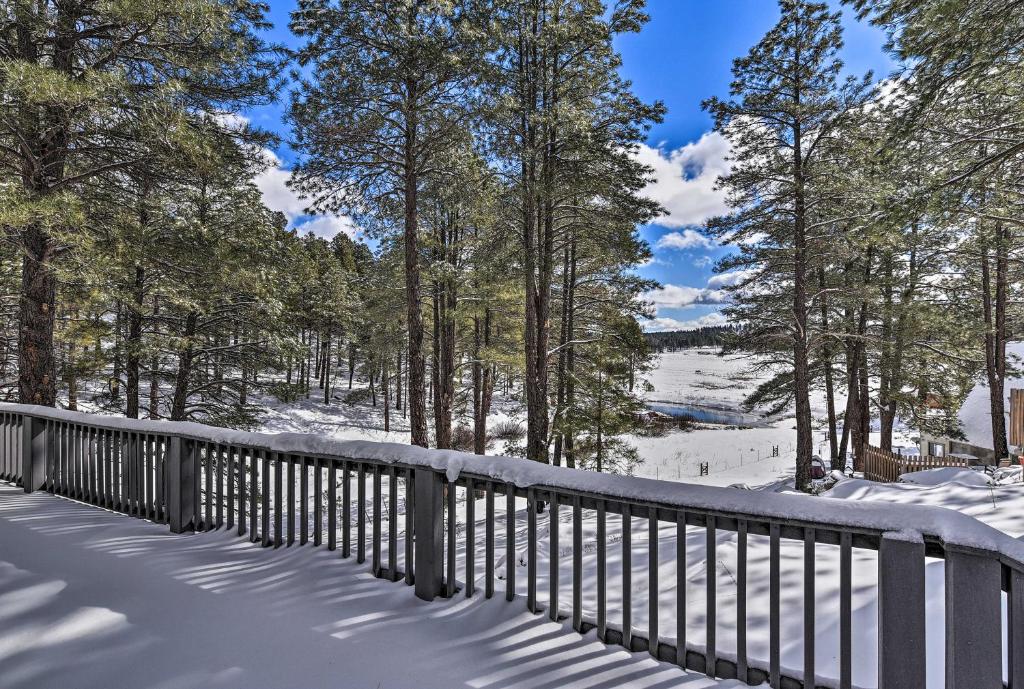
[1,402,1023,689]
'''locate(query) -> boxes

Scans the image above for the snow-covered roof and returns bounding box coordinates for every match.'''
[957,341,1024,451]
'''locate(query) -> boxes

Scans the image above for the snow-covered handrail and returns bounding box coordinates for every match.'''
[4,402,1023,567]
[1,402,1022,689]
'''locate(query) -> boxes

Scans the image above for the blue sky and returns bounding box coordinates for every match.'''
[246,0,895,331]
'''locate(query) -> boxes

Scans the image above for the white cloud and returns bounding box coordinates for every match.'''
[655,229,713,251]
[254,149,358,239]
[693,255,714,269]
[634,131,732,228]
[644,283,728,309]
[707,268,756,288]
[643,312,729,332]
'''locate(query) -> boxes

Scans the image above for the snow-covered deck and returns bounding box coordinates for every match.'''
[0,483,743,689]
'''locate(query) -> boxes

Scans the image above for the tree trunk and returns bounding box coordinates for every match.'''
[403,76,428,448]
[125,265,145,418]
[18,223,57,406]
[817,267,839,464]
[170,312,198,421]
[982,224,1010,461]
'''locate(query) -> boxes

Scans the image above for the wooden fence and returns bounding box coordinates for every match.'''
[863,444,970,483]
[1,403,1023,689]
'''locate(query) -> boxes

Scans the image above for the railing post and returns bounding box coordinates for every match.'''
[945,547,1002,689]
[1010,566,1024,689]
[413,467,443,601]
[167,436,196,534]
[21,415,47,492]
[877,533,925,689]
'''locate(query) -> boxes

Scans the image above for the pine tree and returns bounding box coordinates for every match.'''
[289,0,489,447]
[705,0,873,490]
[0,0,278,406]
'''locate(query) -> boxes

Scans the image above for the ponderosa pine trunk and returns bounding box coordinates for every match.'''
[403,78,428,448]
[791,76,813,492]
[982,224,1010,461]
[170,311,198,421]
[125,265,145,418]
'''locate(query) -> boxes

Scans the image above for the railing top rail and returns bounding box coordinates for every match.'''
[6,401,1024,570]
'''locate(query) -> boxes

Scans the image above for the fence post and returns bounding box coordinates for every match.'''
[413,468,444,601]
[877,533,926,689]
[167,436,196,534]
[21,415,47,493]
[945,548,1002,689]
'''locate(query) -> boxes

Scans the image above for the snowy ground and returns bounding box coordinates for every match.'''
[0,483,745,689]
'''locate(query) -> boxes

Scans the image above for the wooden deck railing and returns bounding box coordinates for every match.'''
[863,444,971,483]
[1,403,1023,689]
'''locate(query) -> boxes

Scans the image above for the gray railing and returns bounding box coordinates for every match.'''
[1,402,1022,689]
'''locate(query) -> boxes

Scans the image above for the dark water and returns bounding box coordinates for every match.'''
[647,402,769,427]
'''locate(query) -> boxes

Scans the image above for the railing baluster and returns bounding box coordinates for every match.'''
[572,495,582,633]
[155,436,165,522]
[260,450,270,547]
[877,532,926,688]
[706,515,716,677]
[227,446,236,531]
[549,491,559,621]
[465,477,474,596]
[803,527,815,687]
[485,482,495,599]
[273,452,283,548]
[506,487,515,602]
[839,530,852,689]
[249,448,258,543]
[217,445,225,529]
[404,469,414,585]
[622,503,632,650]
[597,499,607,642]
[527,488,537,613]
[299,456,308,545]
[389,467,398,582]
[286,455,295,544]
[357,462,366,563]
[342,461,351,557]
[204,441,213,529]
[238,447,247,537]
[649,509,659,658]
[769,521,780,688]
[132,430,139,516]
[328,459,337,551]
[736,519,748,681]
[445,477,456,597]
[945,547,1002,688]
[120,431,128,512]
[676,510,686,669]
[191,436,200,528]
[314,457,323,546]
[373,464,383,576]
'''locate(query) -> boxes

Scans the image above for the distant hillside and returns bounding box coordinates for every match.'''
[645,326,735,352]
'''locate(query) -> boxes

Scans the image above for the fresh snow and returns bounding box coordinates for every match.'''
[0,484,747,689]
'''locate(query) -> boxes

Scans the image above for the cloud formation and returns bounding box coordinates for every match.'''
[634,131,732,229]
[644,312,729,332]
[655,228,713,251]
[254,149,358,239]
[644,283,728,309]
[706,268,756,288]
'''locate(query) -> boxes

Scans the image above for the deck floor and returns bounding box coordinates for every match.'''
[0,483,743,689]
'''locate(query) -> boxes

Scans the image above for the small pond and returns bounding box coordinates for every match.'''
[646,402,771,427]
